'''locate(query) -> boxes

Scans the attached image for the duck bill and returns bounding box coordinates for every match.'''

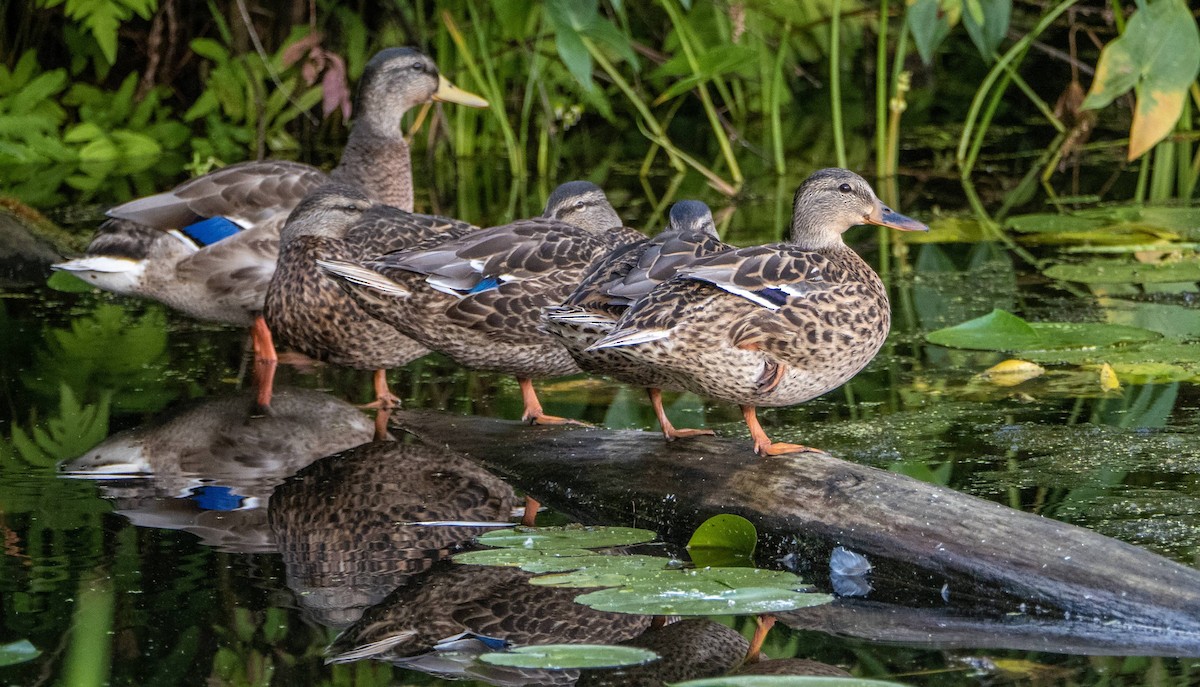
[868,207,928,232]
[433,75,488,108]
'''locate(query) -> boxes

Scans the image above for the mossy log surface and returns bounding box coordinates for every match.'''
[393,410,1200,656]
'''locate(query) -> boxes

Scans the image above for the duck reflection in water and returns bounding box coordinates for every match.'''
[268,439,515,627]
[58,387,374,552]
[326,562,651,685]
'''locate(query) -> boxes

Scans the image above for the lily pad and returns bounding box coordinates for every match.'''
[0,639,40,667]
[479,644,659,670]
[475,525,657,550]
[529,555,682,586]
[925,309,1160,351]
[686,514,757,568]
[576,581,833,616]
[454,548,599,570]
[534,563,800,591]
[1044,259,1200,285]
[672,677,911,687]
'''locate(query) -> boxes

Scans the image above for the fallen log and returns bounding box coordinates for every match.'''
[392,410,1200,656]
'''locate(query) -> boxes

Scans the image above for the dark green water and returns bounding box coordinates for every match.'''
[2,155,1200,686]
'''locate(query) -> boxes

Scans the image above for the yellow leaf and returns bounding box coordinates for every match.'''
[978,359,1045,387]
[1099,362,1121,391]
[1129,89,1185,161]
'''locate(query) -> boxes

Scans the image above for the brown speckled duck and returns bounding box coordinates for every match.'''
[589,169,927,456]
[264,183,474,420]
[53,48,486,406]
[542,199,730,440]
[318,181,644,425]
[325,562,651,670]
[268,440,515,628]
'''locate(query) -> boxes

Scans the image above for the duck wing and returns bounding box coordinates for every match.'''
[107,160,326,231]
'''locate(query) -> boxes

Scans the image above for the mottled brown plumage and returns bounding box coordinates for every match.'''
[264,184,474,408]
[318,181,644,424]
[590,169,927,456]
[58,387,375,553]
[577,619,750,687]
[732,657,853,677]
[268,440,515,628]
[325,562,651,669]
[542,200,729,439]
[53,48,486,327]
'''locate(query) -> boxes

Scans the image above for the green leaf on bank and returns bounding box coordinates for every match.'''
[926,309,1161,351]
[479,644,659,670]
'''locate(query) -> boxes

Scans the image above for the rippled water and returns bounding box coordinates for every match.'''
[2,160,1200,686]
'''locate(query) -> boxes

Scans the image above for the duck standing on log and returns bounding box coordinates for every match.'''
[542,199,731,440]
[53,48,487,410]
[317,181,644,426]
[589,169,927,456]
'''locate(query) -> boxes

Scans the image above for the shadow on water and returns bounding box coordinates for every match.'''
[4,159,1200,684]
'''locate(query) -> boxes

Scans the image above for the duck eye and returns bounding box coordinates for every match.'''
[838,183,853,194]
[410,62,425,72]
[574,200,587,211]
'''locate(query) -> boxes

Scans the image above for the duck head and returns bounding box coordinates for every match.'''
[542,180,623,232]
[789,168,927,251]
[280,183,373,244]
[666,199,717,237]
[356,47,487,133]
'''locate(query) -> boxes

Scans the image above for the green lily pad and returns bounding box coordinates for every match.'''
[528,555,681,586]
[479,644,659,670]
[925,309,1161,351]
[1044,259,1200,285]
[454,548,599,570]
[672,677,911,687]
[576,581,833,616]
[475,525,657,550]
[687,514,757,568]
[0,639,40,667]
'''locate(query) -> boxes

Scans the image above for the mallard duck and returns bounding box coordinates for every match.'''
[263,183,474,420]
[325,561,651,673]
[268,440,515,628]
[52,48,486,404]
[317,181,644,425]
[589,169,927,456]
[542,200,730,440]
[58,387,375,553]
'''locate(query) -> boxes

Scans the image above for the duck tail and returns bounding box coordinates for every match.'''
[587,327,672,351]
[316,259,410,298]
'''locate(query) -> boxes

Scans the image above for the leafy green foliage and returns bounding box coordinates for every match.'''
[1081,0,1200,160]
[10,384,110,468]
[37,0,159,65]
[22,303,176,413]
